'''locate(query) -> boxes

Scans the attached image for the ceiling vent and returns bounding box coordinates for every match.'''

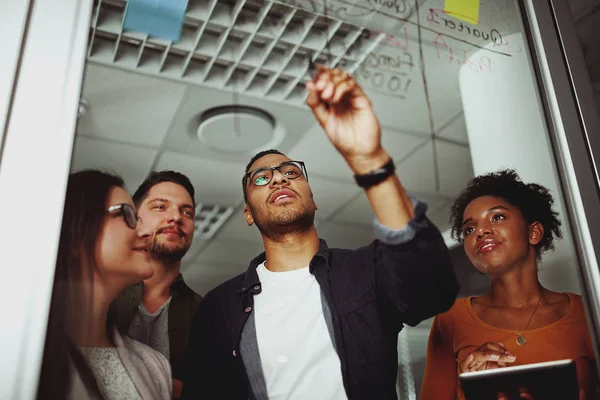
[194,203,235,239]
[196,105,282,154]
[87,0,380,107]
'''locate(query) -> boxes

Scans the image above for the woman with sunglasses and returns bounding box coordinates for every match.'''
[420,170,596,400]
[37,170,172,400]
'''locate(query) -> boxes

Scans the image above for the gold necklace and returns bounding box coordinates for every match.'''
[500,296,543,346]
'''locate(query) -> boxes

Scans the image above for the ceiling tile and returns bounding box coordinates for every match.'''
[288,125,354,181]
[316,221,375,250]
[356,40,432,135]
[420,32,471,130]
[213,207,263,244]
[332,190,452,226]
[436,113,468,143]
[396,140,437,194]
[435,140,474,197]
[427,201,453,233]
[290,125,429,182]
[195,239,263,266]
[384,130,432,163]
[330,192,372,227]
[153,151,246,207]
[70,135,158,192]
[307,176,361,221]
[181,237,210,268]
[417,193,453,214]
[79,64,187,146]
[162,84,315,165]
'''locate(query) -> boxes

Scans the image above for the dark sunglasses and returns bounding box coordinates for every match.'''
[107,203,138,229]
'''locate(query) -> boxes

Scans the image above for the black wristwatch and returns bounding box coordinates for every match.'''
[353,158,395,188]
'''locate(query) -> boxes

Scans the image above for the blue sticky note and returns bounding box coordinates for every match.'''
[123,0,188,42]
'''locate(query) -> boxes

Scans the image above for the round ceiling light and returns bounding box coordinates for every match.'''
[196,106,282,154]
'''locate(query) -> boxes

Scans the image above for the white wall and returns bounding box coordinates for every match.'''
[0,1,94,398]
[0,0,30,150]
[458,33,581,294]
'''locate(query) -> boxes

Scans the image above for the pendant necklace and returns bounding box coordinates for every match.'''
[501,296,543,346]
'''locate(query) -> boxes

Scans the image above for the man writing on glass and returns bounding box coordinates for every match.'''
[182,66,459,400]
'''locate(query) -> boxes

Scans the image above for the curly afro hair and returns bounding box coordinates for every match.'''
[449,169,562,257]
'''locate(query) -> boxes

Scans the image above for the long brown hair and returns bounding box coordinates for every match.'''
[37,170,126,400]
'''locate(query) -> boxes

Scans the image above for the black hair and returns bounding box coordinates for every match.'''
[242,149,286,203]
[133,170,196,207]
[449,169,562,257]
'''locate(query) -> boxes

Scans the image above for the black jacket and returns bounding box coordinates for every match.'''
[182,217,458,399]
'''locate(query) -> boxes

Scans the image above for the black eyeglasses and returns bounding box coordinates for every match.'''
[243,160,308,188]
[107,203,138,229]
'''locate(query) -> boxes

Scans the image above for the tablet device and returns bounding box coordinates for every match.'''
[459,359,578,399]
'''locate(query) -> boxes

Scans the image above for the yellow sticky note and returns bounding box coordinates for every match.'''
[444,0,480,25]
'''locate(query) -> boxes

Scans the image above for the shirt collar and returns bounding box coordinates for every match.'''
[238,239,331,293]
[135,273,187,295]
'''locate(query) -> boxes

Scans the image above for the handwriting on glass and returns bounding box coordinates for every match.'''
[363,51,415,72]
[340,46,415,99]
[357,69,412,98]
[433,34,492,74]
[280,0,412,20]
[360,27,409,50]
[361,0,408,15]
[328,0,411,19]
[427,8,505,46]
[358,27,492,75]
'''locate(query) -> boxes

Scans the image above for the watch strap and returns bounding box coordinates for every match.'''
[353,158,395,188]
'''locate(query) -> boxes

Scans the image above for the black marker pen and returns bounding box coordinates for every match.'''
[307,56,318,82]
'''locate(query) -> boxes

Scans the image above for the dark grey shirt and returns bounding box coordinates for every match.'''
[127,297,172,362]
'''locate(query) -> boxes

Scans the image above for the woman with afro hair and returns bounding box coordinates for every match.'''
[420,169,597,400]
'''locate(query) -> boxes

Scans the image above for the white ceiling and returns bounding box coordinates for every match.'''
[71,0,600,302]
[69,0,600,393]
[75,0,502,297]
[73,0,600,301]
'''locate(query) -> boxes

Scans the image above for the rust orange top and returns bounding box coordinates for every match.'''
[420,293,595,400]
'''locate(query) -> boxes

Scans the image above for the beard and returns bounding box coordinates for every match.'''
[148,229,191,264]
[251,202,316,242]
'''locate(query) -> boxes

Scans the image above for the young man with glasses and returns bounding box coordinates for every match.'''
[182,66,459,400]
[114,170,202,400]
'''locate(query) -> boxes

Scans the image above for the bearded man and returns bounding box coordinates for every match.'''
[115,170,201,400]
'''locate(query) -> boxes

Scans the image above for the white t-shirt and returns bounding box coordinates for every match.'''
[254,262,348,400]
